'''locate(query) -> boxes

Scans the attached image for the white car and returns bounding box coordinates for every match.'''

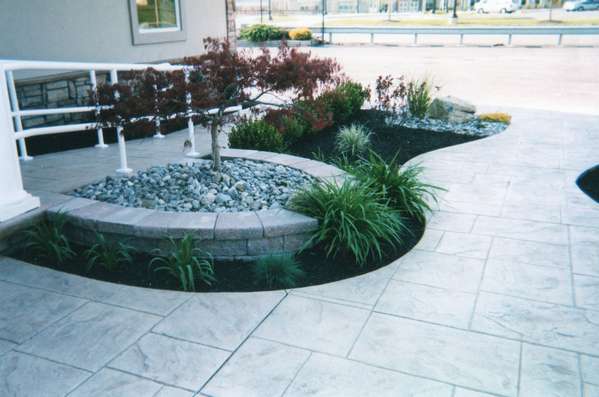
[563,0,599,11]
[474,0,521,13]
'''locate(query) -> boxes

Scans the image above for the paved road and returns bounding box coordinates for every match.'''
[307,45,599,115]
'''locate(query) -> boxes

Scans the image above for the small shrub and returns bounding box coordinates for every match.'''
[264,108,308,144]
[229,119,285,152]
[24,213,74,265]
[239,24,285,42]
[406,79,433,119]
[295,99,334,135]
[350,151,441,223]
[253,255,305,288]
[374,75,407,115]
[84,233,134,273]
[289,180,406,266]
[288,27,313,40]
[149,235,215,291]
[478,112,512,124]
[319,81,369,124]
[335,124,372,158]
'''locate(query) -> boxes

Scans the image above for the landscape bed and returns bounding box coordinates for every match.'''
[286,109,483,164]
[577,165,599,202]
[10,113,487,293]
[7,40,510,293]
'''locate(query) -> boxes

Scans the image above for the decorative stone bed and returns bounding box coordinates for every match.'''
[49,149,346,260]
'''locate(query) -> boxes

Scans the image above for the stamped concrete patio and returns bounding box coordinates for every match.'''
[1,107,598,397]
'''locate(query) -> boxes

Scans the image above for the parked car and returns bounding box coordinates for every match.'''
[474,0,521,13]
[563,0,599,11]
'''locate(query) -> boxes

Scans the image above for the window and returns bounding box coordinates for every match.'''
[129,0,186,45]
[136,0,180,32]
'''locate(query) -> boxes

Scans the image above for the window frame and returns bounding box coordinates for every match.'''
[128,0,187,45]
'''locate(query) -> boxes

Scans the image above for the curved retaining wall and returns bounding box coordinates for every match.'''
[48,149,346,260]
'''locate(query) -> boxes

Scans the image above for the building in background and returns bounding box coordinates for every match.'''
[0,0,236,64]
[0,0,236,130]
[238,0,428,14]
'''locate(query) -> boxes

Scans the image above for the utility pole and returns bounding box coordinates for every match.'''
[269,0,272,21]
[321,0,326,43]
[260,0,264,23]
[387,0,392,20]
[451,0,458,21]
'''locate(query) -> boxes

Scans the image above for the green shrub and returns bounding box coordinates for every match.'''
[264,109,308,144]
[350,151,441,223]
[319,81,369,124]
[24,213,74,265]
[84,233,134,273]
[239,24,285,42]
[288,27,313,40]
[335,124,372,158]
[253,254,305,288]
[407,79,433,119]
[149,235,215,291]
[294,99,334,135]
[289,180,406,266]
[229,119,285,152]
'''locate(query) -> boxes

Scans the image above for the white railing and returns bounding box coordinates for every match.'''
[310,26,599,46]
[0,59,247,223]
[0,59,200,174]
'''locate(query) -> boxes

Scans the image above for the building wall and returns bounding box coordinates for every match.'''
[0,0,228,64]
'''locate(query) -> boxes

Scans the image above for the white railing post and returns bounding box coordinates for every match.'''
[0,67,40,221]
[6,70,33,160]
[152,83,165,139]
[110,69,132,174]
[89,69,108,149]
[184,68,200,158]
[89,69,108,148]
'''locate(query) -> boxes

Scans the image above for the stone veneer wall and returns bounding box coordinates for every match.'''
[48,149,346,261]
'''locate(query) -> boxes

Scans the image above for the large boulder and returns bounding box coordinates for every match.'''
[427,96,477,123]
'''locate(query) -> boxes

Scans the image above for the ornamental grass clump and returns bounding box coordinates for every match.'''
[289,180,406,266]
[84,233,134,273]
[149,235,215,292]
[253,254,305,289]
[24,213,74,266]
[335,124,372,158]
[349,151,442,223]
[406,78,433,119]
[478,112,512,124]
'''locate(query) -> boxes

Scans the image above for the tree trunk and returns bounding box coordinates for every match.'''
[210,120,221,171]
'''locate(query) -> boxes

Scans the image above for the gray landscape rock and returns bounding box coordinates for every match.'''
[72,158,314,213]
[427,96,477,123]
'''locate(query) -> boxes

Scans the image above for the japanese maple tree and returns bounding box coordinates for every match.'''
[93,39,341,172]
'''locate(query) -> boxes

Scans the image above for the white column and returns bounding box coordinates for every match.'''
[0,68,40,222]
